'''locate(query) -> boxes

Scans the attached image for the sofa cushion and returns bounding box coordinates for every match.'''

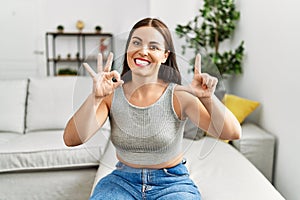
[223,94,260,124]
[0,120,110,172]
[232,123,275,182]
[0,79,28,134]
[26,76,91,132]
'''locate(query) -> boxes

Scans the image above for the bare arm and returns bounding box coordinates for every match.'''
[198,95,241,140]
[63,94,107,146]
[176,54,241,140]
[63,53,123,146]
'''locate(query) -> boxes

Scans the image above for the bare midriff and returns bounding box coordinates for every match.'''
[116,153,184,169]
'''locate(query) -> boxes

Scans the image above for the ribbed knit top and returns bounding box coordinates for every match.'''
[110,83,187,165]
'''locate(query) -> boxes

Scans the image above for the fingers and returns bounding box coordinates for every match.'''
[113,80,124,89]
[97,52,114,73]
[97,53,103,73]
[193,53,218,89]
[86,52,114,77]
[83,63,96,78]
[108,70,124,88]
[104,70,121,82]
[201,74,218,88]
[194,53,201,76]
[104,52,114,72]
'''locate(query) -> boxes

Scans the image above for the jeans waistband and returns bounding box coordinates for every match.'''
[115,158,187,174]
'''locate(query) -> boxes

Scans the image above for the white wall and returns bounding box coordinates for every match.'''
[0,0,43,78]
[0,0,150,78]
[227,0,300,199]
[149,0,202,31]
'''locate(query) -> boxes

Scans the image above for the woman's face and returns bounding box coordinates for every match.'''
[126,26,169,79]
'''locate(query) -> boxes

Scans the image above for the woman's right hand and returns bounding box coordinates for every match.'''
[83,52,124,98]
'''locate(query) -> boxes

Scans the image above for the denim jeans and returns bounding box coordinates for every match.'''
[90,160,201,200]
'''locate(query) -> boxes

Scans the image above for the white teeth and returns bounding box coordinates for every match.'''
[135,59,150,66]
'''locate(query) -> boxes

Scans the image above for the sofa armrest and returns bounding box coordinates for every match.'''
[232,123,275,183]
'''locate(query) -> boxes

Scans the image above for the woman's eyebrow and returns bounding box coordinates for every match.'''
[132,36,162,45]
[132,36,142,41]
[149,41,161,45]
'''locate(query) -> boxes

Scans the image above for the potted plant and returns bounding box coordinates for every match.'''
[175,0,245,78]
[58,68,77,76]
[95,25,102,33]
[56,25,64,33]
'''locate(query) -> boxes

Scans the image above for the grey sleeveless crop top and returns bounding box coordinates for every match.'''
[110,83,187,165]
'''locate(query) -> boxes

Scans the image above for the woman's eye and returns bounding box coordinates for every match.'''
[149,45,159,51]
[132,41,141,46]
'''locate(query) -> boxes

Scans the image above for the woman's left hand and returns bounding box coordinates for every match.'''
[178,54,218,98]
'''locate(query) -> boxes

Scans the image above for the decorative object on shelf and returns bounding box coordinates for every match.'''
[99,38,109,60]
[45,32,113,76]
[99,38,108,53]
[76,20,84,32]
[175,0,245,77]
[56,25,64,33]
[58,68,77,75]
[57,54,61,60]
[95,25,102,33]
[75,52,80,59]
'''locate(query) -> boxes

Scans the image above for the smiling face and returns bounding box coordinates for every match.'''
[121,18,181,84]
[126,26,169,80]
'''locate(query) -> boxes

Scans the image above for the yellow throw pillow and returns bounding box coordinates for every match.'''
[223,94,260,124]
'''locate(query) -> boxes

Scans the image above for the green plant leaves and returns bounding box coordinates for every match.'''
[175,0,244,77]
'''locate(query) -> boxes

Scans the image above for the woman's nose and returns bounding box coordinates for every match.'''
[139,45,149,55]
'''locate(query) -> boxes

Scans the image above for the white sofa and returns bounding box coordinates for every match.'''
[0,77,285,200]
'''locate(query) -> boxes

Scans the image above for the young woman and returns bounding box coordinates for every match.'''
[63,17,241,200]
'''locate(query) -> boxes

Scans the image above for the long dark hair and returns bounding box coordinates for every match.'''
[121,18,181,85]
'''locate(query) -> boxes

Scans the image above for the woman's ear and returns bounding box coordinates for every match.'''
[162,50,170,63]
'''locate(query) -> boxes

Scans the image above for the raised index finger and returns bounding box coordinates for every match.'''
[194,53,202,75]
[83,63,96,78]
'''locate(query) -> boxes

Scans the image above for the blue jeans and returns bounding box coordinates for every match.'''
[90,160,201,200]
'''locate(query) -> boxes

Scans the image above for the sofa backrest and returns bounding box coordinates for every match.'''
[25,76,92,132]
[0,79,28,134]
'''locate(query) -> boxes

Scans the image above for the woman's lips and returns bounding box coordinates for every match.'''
[134,58,151,67]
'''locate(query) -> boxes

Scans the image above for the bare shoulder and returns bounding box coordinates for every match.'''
[173,85,200,119]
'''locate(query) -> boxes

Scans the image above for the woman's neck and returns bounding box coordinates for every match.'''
[123,78,168,106]
[131,74,158,86]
